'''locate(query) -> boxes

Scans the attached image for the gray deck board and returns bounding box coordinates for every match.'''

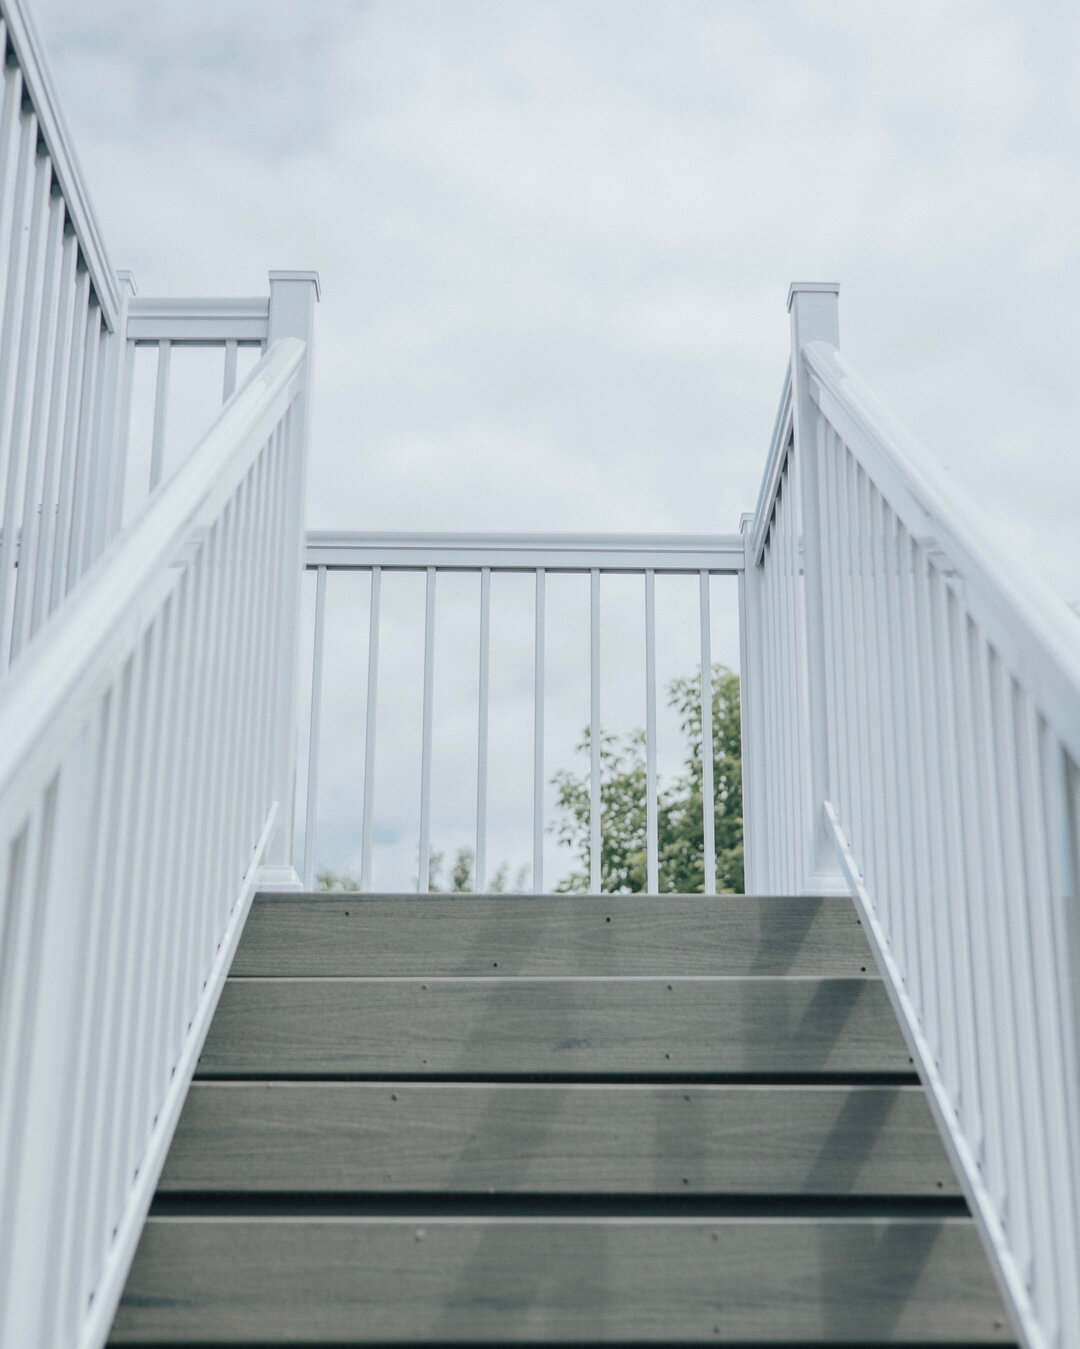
[231,893,874,978]
[161,1082,957,1196]
[110,1216,1011,1343]
[197,977,910,1078]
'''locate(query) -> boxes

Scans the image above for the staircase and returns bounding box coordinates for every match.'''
[110,892,1011,1344]
[7,6,1080,1337]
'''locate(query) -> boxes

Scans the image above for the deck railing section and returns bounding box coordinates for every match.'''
[742,283,1080,1349]
[0,0,130,673]
[122,294,269,503]
[0,263,316,1349]
[301,532,743,894]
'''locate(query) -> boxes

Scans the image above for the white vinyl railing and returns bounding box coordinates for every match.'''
[0,0,130,673]
[0,280,315,1349]
[741,283,1080,1349]
[300,531,743,894]
[1,0,275,676]
[122,293,270,500]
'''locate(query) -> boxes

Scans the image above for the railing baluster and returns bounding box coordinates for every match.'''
[777,476,800,887]
[65,308,104,589]
[0,99,37,464]
[589,567,601,894]
[1043,736,1080,1347]
[475,566,490,893]
[8,172,63,664]
[418,567,436,893]
[699,570,716,895]
[86,301,121,567]
[140,563,192,1146]
[107,280,138,538]
[149,338,171,492]
[47,686,119,1341]
[222,338,238,402]
[360,566,380,892]
[532,568,545,894]
[28,228,77,641]
[981,646,1034,1278]
[644,568,659,894]
[303,565,327,891]
[0,59,25,331]
[48,285,90,609]
[1019,704,1078,1323]
[0,109,41,670]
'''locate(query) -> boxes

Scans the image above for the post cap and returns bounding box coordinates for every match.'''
[787,281,840,311]
[269,270,321,300]
[116,268,138,296]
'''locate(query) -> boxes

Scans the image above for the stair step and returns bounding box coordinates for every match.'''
[197,976,910,1079]
[231,893,873,977]
[110,1215,1010,1344]
[113,894,1014,1344]
[161,1081,958,1196]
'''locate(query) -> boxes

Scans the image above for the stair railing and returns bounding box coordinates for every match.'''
[300,531,743,893]
[741,282,1080,1349]
[0,0,133,674]
[0,269,317,1348]
[120,292,272,507]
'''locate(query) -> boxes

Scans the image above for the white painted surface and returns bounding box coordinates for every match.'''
[0,336,308,1349]
[743,288,1080,1349]
[299,533,740,894]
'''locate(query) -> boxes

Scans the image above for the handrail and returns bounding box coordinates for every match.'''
[0,336,308,1349]
[803,340,1080,765]
[741,286,1080,1349]
[126,295,270,344]
[306,529,745,573]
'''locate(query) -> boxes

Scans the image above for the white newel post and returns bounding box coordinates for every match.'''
[788,282,844,893]
[260,269,320,890]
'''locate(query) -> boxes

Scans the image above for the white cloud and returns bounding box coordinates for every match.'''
[29,0,1080,881]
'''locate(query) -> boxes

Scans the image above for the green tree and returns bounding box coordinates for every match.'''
[550,664,742,894]
[315,868,361,892]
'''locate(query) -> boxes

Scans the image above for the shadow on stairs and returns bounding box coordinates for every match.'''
[109,893,1014,1346]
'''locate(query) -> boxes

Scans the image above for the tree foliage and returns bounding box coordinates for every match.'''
[550,664,742,894]
[316,849,528,893]
[317,666,742,895]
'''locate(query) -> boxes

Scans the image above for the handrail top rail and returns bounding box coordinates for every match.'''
[804,337,1080,761]
[0,337,304,812]
[126,295,270,344]
[2,0,120,326]
[305,529,746,574]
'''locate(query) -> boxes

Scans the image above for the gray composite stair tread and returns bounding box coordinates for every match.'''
[197,976,911,1078]
[115,891,1009,1344]
[232,892,874,978]
[110,1216,1012,1344]
[161,1082,959,1196]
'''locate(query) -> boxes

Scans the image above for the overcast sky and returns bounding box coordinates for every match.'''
[30,0,1080,885]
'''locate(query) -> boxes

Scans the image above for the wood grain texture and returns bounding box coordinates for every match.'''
[231,893,874,978]
[160,1082,959,1196]
[110,1216,1011,1344]
[196,977,910,1079]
